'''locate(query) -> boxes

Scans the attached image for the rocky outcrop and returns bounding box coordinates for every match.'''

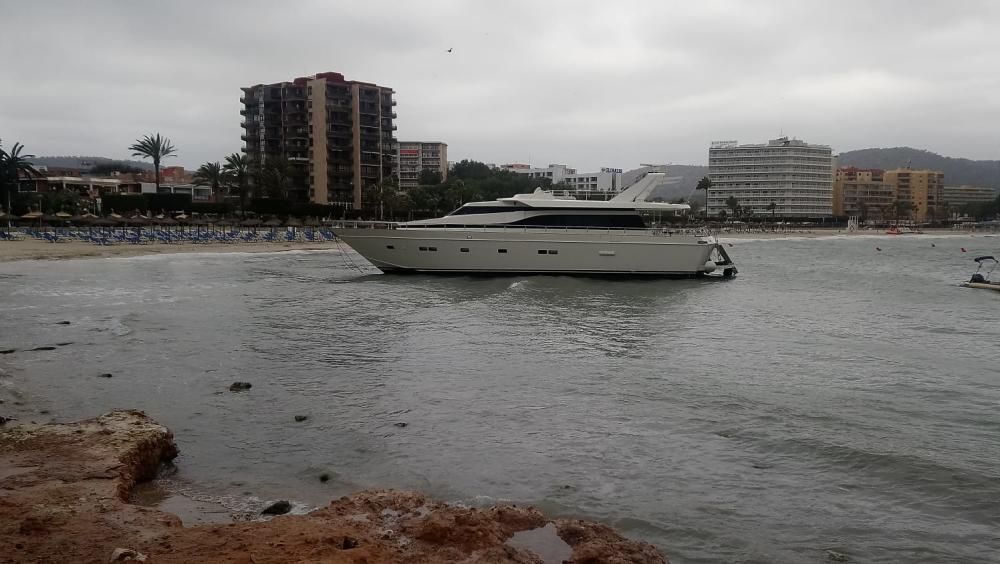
[0,410,667,563]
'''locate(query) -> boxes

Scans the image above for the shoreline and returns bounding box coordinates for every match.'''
[0,239,345,263]
[0,410,667,563]
[1,228,992,264]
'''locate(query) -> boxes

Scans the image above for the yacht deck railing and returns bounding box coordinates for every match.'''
[328,220,714,238]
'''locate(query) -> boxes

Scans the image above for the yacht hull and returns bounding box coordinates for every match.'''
[334,228,733,277]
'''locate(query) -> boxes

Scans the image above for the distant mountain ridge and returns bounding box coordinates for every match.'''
[837,147,1000,187]
[27,156,154,171]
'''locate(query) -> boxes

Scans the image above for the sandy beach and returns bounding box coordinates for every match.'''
[0,238,345,263]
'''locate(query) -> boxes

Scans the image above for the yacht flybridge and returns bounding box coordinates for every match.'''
[332,172,737,277]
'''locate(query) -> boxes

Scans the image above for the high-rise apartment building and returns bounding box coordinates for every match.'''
[398,142,448,189]
[833,167,894,219]
[708,137,833,218]
[883,169,944,222]
[241,71,397,208]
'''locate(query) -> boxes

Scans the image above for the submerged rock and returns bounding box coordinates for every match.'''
[29,346,57,351]
[55,321,71,325]
[109,547,148,561]
[228,382,252,392]
[98,373,114,378]
[294,415,308,422]
[394,422,408,428]
[261,500,292,516]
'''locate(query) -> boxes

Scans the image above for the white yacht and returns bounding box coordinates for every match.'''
[333,172,737,277]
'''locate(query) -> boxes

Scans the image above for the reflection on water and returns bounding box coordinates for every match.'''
[1,238,999,564]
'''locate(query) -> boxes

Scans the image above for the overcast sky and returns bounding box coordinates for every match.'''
[2,1,998,171]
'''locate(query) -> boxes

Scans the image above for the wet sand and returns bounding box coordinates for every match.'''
[715,227,984,240]
[0,239,344,263]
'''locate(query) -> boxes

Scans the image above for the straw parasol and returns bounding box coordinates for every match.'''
[55,211,72,218]
[21,211,42,219]
[92,217,118,227]
[284,216,303,227]
[158,217,178,226]
[264,217,283,227]
[240,218,260,227]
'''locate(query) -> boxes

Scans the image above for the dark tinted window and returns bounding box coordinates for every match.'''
[509,214,645,228]
[449,205,522,215]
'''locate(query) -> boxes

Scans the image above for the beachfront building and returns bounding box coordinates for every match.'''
[499,163,625,195]
[398,141,448,189]
[941,185,999,208]
[883,169,944,222]
[833,167,894,220]
[241,71,397,209]
[708,137,834,218]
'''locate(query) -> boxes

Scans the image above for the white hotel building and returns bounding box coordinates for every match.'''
[707,137,834,218]
[500,163,624,194]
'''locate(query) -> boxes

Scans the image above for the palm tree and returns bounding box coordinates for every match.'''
[767,201,777,223]
[725,195,740,217]
[222,153,250,218]
[695,176,712,191]
[856,200,868,224]
[1,142,37,215]
[193,161,224,200]
[262,156,291,200]
[128,134,176,192]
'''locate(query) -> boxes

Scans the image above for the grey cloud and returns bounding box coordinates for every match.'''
[2,0,998,171]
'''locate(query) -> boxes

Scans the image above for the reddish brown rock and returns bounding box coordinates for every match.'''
[0,410,668,563]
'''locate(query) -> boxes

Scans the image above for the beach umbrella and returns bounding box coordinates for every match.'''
[159,217,178,226]
[68,215,90,225]
[284,216,303,227]
[55,211,72,218]
[109,212,123,219]
[21,211,42,219]
[41,214,62,225]
[81,212,98,219]
[92,218,117,227]
[264,217,283,227]
[240,218,259,227]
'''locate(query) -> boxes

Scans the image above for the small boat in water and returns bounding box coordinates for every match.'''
[885,226,923,235]
[961,256,1000,291]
